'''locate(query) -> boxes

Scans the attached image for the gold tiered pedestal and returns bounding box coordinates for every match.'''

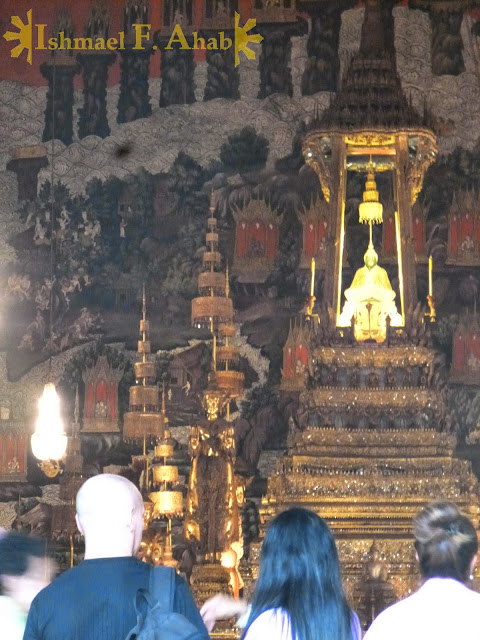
[267,344,480,604]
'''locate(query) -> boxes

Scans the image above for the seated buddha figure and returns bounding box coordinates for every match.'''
[338,242,402,343]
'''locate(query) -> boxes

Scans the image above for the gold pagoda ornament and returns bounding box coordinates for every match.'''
[191,194,233,330]
[215,267,245,410]
[123,286,165,443]
[149,421,183,569]
[359,165,383,225]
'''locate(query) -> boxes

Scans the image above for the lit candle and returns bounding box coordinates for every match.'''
[428,255,433,298]
[310,257,315,297]
[213,334,216,371]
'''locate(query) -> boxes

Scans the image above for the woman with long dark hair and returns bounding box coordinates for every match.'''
[364,501,480,640]
[201,507,361,640]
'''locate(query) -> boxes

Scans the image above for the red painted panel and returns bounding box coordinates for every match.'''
[450,215,459,254]
[236,222,247,258]
[316,218,327,255]
[17,435,25,473]
[384,216,396,255]
[413,216,424,254]
[109,382,116,419]
[5,433,14,470]
[86,382,95,419]
[0,435,3,473]
[305,221,315,258]
[295,344,308,367]
[96,379,107,403]
[469,332,480,365]
[247,222,266,257]
[460,213,474,250]
[452,331,466,372]
[266,223,277,258]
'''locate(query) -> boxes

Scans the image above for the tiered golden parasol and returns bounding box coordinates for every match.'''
[149,420,183,568]
[191,194,234,330]
[123,286,166,444]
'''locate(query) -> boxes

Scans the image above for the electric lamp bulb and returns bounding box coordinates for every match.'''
[31,383,67,461]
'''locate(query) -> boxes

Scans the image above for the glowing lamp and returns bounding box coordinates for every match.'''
[220,548,237,569]
[31,383,67,461]
[359,168,383,225]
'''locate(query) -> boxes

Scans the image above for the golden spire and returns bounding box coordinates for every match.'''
[359,164,383,226]
[191,190,233,330]
[123,284,165,444]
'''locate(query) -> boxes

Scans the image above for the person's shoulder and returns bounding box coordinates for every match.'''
[363,595,415,640]
[463,584,480,601]
[42,564,78,589]
[245,609,293,640]
[32,563,83,604]
[456,583,480,610]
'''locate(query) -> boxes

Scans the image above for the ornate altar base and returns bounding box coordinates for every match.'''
[268,329,480,623]
[261,422,480,605]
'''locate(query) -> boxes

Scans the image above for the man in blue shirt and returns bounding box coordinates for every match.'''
[23,474,209,640]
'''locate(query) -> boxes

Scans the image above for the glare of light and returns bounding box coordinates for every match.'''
[31,383,67,461]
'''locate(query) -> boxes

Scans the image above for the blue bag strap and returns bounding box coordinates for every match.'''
[148,565,176,613]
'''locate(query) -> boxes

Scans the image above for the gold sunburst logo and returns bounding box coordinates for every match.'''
[4,9,33,65]
[234,12,262,68]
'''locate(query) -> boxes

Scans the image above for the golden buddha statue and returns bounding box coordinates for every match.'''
[354,542,396,630]
[364,542,389,582]
[338,242,402,343]
[185,380,241,563]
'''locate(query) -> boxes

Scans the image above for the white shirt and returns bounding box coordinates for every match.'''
[364,577,480,640]
[0,596,27,640]
[242,607,362,640]
[243,609,293,640]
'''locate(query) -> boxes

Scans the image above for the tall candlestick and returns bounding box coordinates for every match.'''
[428,255,433,298]
[310,257,315,297]
[213,334,216,371]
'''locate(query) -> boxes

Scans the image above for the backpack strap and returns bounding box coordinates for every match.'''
[148,565,176,613]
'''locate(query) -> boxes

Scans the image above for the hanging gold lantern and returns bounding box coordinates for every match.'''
[155,443,174,459]
[149,490,183,517]
[153,464,179,485]
[359,166,383,225]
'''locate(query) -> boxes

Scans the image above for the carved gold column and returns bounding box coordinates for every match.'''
[331,135,348,320]
[394,133,417,314]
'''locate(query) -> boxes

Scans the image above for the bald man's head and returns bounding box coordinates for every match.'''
[76,475,144,558]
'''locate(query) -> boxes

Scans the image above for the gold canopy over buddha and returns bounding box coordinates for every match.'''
[338,242,402,343]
